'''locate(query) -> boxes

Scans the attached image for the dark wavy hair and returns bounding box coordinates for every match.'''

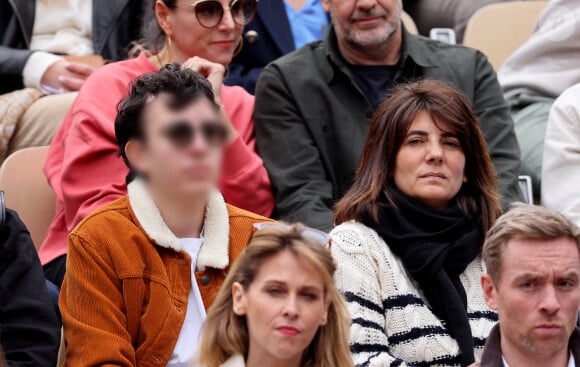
[334,79,502,235]
[114,63,219,183]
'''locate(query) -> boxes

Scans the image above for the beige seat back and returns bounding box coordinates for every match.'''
[463,1,548,70]
[0,147,55,250]
[402,11,419,35]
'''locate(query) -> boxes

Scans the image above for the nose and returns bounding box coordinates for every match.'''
[426,141,443,163]
[356,0,378,10]
[282,295,299,320]
[539,285,561,315]
[190,129,210,152]
[217,6,236,31]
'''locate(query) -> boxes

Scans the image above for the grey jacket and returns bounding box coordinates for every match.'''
[480,324,580,367]
[254,26,522,231]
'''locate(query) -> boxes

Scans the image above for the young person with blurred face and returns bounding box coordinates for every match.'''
[198,223,353,367]
[40,0,274,289]
[331,80,502,366]
[60,65,270,367]
[254,0,522,232]
[479,205,580,367]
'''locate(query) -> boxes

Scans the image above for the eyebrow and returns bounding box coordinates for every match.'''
[406,130,458,138]
[263,280,323,292]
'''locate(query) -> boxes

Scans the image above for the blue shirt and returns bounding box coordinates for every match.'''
[284,0,329,49]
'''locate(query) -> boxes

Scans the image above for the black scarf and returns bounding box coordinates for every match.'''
[363,188,483,366]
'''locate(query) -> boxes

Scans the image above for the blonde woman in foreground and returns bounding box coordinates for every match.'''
[198,223,354,367]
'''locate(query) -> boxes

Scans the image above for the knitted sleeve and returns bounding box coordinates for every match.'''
[331,224,410,367]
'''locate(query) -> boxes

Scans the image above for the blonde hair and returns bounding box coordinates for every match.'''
[483,203,580,282]
[198,223,354,367]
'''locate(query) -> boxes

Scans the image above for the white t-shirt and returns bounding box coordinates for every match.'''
[502,352,575,367]
[167,238,206,367]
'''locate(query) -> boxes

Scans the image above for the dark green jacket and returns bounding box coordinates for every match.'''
[254,27,522,231]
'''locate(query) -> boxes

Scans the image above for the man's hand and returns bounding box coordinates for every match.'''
[40,60,98,92]
[181,56,226,105]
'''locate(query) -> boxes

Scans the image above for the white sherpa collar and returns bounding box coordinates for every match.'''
[127,178,230,270]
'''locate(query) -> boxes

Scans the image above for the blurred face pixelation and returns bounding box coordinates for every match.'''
[322,0,402,49]
[160,0,244,65]
[129,94,223,198]
[482,237,580,361]
[232,250,330,365]
[394,110,467,210]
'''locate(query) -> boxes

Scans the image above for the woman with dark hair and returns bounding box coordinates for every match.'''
[40,0,275,288]
[332,79,502,367]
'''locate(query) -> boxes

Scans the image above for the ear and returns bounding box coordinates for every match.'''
[321,0,331,14]
[481,273,498,311]
[125,140,147,175]
[320,298,332,326]
[232,282,248,316]
[155,0,173,37]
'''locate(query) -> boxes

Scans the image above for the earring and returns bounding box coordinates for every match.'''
[233,37,244,57]
[165,35,173,64]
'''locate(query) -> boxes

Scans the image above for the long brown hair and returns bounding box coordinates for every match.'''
[198,223,354,367]
[334,79,501,234]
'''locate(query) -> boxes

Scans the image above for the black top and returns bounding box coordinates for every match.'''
[0,209,60,366]
[346,63,398,110]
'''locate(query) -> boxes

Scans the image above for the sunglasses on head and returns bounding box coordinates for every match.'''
[162,120,228,149]
[252,222,331,249]
[187,0,258,28]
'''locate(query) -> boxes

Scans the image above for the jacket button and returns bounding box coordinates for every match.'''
[245,30,259,44]
[201,275,211,286]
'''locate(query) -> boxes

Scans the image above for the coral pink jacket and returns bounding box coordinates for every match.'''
[39,54,274,265]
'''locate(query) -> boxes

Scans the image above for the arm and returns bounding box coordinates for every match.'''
[542,85,580,226]
[473,51,523,207]
[61,232,135,366]
[254,66,335,231]
[331,227,410,367]
[0,46,33,93]
[220,88,275,216]
[0,210,60,366]
[60,108,127,231]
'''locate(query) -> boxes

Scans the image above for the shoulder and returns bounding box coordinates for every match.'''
[77,56,154,99]
[331,221,384,251]
[264,41,324,75]
[227,204,271,236]
[71,196,135,243]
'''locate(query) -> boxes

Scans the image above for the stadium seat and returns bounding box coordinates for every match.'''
[463,1,548,70]
[0,147,55,250]
[402,11,419,35]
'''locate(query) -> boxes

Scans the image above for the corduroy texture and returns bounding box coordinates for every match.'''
[60,193,270,367]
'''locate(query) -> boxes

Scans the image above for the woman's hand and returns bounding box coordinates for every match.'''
[181,56,238,142]
[182,56,226,105]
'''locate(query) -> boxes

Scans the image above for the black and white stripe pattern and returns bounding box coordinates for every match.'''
[331,222,497,367]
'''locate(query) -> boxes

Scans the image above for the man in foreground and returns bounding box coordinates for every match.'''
[480,204,580,367]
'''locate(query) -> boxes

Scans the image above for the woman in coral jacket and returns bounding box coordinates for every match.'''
[40,0,274,288]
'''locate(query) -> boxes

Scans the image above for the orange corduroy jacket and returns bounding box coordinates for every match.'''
[60,179,270,366]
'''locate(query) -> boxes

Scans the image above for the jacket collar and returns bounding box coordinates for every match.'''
[7,0,35,45]
[321,24,436,84]
[481,323,580,367]
[220,354,245,367]
[127,178,230,271]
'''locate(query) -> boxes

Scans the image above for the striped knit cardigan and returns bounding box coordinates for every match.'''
[330,222,497,367]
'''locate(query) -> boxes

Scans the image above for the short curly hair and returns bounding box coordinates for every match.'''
[114,63,219,183]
